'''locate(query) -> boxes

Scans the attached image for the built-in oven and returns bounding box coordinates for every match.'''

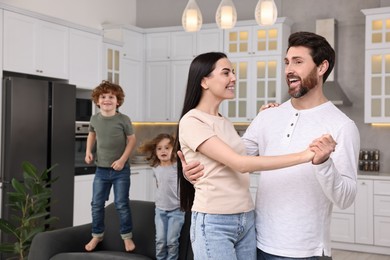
[75,122,96,175]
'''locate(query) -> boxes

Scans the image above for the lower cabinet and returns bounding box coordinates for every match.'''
[73,166,155,226]
[331,176,390,255]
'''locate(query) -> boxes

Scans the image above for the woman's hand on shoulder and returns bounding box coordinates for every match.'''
[259,102,279,112]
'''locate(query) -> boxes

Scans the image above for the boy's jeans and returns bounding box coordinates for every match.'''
[91,166,133,239]
[155,208,185,260]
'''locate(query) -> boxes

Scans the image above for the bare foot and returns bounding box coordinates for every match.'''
[124,238,135,252]
[85,237,103,251]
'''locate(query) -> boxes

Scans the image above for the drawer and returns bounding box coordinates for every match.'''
[374,195,390,217]
[374,180,390,196]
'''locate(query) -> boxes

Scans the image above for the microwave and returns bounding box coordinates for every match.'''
[76,98,93,122]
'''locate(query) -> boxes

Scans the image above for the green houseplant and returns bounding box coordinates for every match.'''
[0,161,59,260]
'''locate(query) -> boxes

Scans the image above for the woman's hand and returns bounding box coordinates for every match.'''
[259,102,279,112]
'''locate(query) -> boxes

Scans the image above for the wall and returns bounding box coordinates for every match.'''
[136,0,390,173]
[0,0,136,29]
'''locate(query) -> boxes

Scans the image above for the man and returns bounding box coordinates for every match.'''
[179,32,360,259]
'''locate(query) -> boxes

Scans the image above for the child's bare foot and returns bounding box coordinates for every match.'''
[124,238,135,252]
[85,237,103,251]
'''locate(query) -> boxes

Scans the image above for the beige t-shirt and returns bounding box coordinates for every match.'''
[179,109,254,214]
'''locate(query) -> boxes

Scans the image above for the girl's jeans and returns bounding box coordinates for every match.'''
[191,210,256,260]
[155,207,185,260]
[91,166,133,239]
[257,248,320,260]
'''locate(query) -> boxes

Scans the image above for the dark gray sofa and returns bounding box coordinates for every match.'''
[28,200,193,260]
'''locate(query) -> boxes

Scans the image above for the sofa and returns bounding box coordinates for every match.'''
[28,200,193,260]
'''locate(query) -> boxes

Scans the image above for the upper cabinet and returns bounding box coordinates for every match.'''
[69,28,102,89]
[3,10,69,79]
[222,18,292,122]
[362,7,390,123]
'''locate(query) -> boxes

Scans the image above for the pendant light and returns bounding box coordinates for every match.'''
[215,0,237,29]
[182,0,203,32]
[254,0,278,26]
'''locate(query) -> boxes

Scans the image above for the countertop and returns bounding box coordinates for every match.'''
[358,171,390,180]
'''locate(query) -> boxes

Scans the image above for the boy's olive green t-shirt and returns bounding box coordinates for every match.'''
[89,112,134,167]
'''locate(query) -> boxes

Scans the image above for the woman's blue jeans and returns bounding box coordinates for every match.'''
[91,166,133,239]
[191,210,256,260]
[155,207,185,260]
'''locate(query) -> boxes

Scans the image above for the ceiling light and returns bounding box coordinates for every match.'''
[182,0,203,32]
[215,0,237,29]
[255,0,278,26]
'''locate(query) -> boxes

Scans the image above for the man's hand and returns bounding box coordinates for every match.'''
[177,151,204,184]
[309,134,337,165]
[259,102,279,112]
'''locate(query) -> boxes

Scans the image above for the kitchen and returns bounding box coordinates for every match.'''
[0,0,390,259]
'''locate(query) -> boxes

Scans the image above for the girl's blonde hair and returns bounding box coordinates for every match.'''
[138,133,176,167]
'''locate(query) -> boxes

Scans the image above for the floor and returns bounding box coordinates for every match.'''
[332,249,390,260]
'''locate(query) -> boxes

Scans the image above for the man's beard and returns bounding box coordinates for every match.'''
[288,67,318,98]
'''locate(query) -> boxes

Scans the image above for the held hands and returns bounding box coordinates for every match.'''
[309,134,337,165]
[177,151,204,185]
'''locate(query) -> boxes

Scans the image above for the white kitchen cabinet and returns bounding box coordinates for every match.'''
[331,175,390,255]
[374,180,390,246]
[362,7,390,123]
[69,28,102,89]
[122,29,144,61]
[3,10,69,79]
[130,167,156,202]
[222,19,291,122]
[146,31,196,61]
[73,174,114,226]
[119,58,144,122]
[196,28,224,54]
[145,60,191,122]
[103,42,122,84]
[222,55,283,122]
[355,180,374,244]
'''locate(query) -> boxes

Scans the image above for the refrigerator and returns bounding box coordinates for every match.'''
[0,75,75,245]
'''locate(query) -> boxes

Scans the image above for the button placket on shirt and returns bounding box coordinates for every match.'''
[282,112,299,145]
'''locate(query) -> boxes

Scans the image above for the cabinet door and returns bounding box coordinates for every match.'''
[330,213,355,243]
[37,20,69,79]
[69,29,102,89]
[374,216,390,246]
[103,43,121,84]
[130,169,153,201]
[170,31,196,60]
[146,32,170,61]
[355,179,374,245]
[145,61,170,121]
[3,11,36,75]
[122,29,144,61]
[73,175,94,226]
[120,58,144,121]
[3,11,69,79]
[364,49,390,123]
[171,60,191,121]
[197,28,223,54]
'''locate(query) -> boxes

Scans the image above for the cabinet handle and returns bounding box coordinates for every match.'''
[361,181,366,185]
[132,171,140,175]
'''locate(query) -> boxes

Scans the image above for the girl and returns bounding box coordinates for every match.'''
[138,133,184,260]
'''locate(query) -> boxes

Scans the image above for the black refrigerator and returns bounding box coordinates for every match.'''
[0,75,75,244]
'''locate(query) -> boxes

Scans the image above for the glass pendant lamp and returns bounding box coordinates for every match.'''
[215,0,237,29]
[255,0,278,26]
[182,0,203,32]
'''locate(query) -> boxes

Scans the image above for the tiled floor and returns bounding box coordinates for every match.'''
[332,249,390,260]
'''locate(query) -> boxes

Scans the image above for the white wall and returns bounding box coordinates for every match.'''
[0,0,136,29]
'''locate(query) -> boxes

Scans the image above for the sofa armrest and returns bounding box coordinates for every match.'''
[29,223,91,260]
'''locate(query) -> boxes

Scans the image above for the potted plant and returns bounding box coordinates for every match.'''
[0,161,59,260]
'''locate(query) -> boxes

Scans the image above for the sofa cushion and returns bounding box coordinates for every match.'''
[51,251,153,260]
